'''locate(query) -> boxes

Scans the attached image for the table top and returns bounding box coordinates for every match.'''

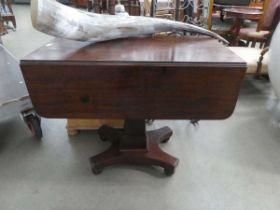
[0,44,28,105]
[214,3,262,10]
[22,36,245,68]
[224,7,263,20]
[21,36,246,120]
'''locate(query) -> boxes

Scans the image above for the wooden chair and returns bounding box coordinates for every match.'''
[209,1,269,76]
[0,13,7,35]
[0,0,16,30]
[224,1,279,77]
[228,46,269,76]
[207,0,264,37]
[238,0,280,47]
[207,0,236,36]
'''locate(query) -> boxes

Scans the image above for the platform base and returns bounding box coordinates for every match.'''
[90,119,179,175]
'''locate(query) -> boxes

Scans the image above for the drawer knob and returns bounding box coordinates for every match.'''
[80,95,90,103]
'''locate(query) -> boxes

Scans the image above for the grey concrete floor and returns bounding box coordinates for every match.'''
[1,4,280,210]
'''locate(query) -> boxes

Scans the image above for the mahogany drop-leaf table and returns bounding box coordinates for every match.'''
[20,36,246,175]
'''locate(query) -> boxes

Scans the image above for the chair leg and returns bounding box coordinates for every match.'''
[255,47,269,78]
[0,19,7,35]
[11,17,16,29]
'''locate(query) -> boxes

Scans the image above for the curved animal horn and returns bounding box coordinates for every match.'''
[31,0,229,44]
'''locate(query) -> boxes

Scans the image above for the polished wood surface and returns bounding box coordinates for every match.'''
[21,36,246,175]
[224,7,263,20]
[214,4,262,10]
[21,37,246,120]
[22,37,244,65]
[91,120,178,175]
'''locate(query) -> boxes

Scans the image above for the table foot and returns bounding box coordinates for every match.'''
[90,120,179,175]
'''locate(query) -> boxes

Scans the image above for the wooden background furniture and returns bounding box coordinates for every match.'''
[0,14,6,35]
[239,0,280,47]
[223,6,263,45]
[207,0,265,38]
[73,0,88,7]
[0,0,16,30]
[21,36,246,175]
[207,0,239,35]
[214,0,251,5]
[228,46,269,76]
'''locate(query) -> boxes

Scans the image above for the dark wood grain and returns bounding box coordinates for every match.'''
[91,120,178,175]
[21,36,246,120]
[22,36,244,66]
[20,36,246,175]
[224,7,263,20]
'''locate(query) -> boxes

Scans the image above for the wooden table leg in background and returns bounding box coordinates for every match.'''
[224,7,263,46]
[229,18,242,46]
[0,16,7,36]
[90,119,179,175]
